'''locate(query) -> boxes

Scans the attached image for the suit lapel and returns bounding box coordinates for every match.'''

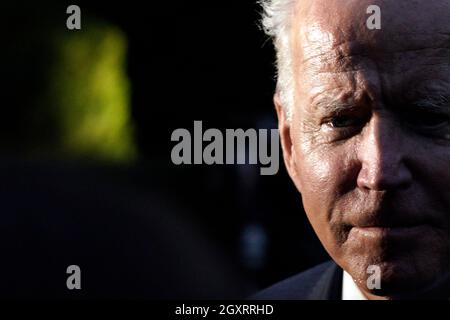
[307,261,343,300]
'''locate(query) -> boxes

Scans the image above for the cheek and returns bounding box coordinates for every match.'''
[406,139,450,228]
[419,147,450,210]
[291,136,357,251]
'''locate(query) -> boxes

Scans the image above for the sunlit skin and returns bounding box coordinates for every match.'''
[276,0,450,299]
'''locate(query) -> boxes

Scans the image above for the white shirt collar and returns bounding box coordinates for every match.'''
[342,270,368,300]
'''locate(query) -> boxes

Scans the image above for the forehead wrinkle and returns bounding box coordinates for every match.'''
[298,34,450,80]
[307,67,383,115]
[295,23,342,72]
[297,27,377,80]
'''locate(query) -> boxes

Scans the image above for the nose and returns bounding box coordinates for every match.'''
[356,113,413,191]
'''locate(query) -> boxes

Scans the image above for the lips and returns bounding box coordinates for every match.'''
[345,207,432,240]
[354,220,427,229]
[347,207,429,230]
[350,224,431,240]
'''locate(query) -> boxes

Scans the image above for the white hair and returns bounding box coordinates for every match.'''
[260,0,298,120]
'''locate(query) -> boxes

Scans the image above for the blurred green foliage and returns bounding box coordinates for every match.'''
[3,4,136,163]
[48,23,137,163]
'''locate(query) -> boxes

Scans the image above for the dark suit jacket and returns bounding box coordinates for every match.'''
[252,261,343,300]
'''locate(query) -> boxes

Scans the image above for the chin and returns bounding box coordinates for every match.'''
[343,254,444,298]
[335,224,450,298]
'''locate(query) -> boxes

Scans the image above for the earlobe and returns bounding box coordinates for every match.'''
[274,94,297,179]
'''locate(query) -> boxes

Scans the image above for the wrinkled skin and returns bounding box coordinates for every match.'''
[277,0,450,299]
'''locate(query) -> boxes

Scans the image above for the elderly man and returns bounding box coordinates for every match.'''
[255,0,450,299]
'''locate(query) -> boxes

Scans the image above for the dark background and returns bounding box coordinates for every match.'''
[1,1,328,299]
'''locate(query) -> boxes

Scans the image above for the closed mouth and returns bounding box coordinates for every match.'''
[351,224,430,238]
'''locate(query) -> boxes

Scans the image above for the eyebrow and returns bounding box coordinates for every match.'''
[313,96,360,115]
[313,91,450,116]
[412,94,450,112]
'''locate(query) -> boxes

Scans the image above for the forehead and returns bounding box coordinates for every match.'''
[291,0,450,100]
[294,0,450,47]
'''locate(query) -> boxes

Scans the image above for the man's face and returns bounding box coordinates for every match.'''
[278,0,450,298]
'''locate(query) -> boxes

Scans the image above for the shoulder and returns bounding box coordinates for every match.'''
[251,260,342,300]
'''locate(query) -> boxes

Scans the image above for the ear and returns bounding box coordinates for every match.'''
[274,94,298,182]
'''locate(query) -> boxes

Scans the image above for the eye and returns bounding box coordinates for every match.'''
[403,110,449,130]
[322,108,370,141]
[329,115,365,128]
[402,110,450,134]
